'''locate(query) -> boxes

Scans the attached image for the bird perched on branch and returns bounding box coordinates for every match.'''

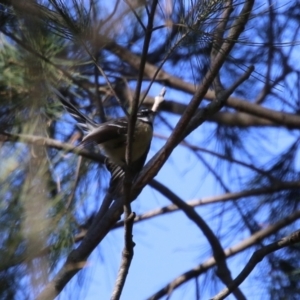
[53,87,165,180]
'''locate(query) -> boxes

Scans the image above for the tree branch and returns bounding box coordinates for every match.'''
[148,210,300,299]
[149,180,246,300]
[211,230,300,300]
[110,212,136,300]
[0,132,105,163]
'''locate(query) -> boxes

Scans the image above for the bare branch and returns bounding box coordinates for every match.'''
[212,230,300,300]
[133,0,255,193]
[148,210,300,299]
[148,181,247,300]
[111,212,136,300]
[0,132,105,163]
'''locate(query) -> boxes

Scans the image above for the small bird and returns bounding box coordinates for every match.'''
[54,88,165,178]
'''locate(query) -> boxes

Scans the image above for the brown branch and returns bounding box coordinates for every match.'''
[111,212,136,300]
[7,131,297,239]
[104,38,300,129]
[149,181,246,300]
[209,111,279,127]
[133,0,254,193]
[134,67,254,200]
[112,180,300,229]
[127,0,158,163]
[94,63,106,122]
[114,4,159,298]
[13,200,300,277]
[160,100,298,128]
[139,96,300,128]
[153,133,274,178]
[149,5,255,299]
[124,0,146,31]
[36,188,124,300]
[148,210,300,299]
[185,66,255,137]
[0,132,105,163]
[82,180,299,231]
[211,230,300,300]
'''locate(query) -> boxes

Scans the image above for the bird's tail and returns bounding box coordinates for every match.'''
[51,87,97,132]
[105,158,125,184]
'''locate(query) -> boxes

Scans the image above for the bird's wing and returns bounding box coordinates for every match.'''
[82,118,128,144]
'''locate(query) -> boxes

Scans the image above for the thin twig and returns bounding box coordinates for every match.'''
[52,180,296,234]
[211,230,300,300]
[0,132,105,163]
[154,133,274,179]
[110,212,136,300]
[113,4,160,299]
[65,156,83,210]
[105,37,300,127]
[80,43,128,116]
[134,65,254,199]
[149,181,246,300]
[126,0,159,166]
[147,211,300,300]
[184,65,255,138]
[94,64,107,122]
[109,179,300,229]
[124,0,146,31]
[134,0,255,192]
